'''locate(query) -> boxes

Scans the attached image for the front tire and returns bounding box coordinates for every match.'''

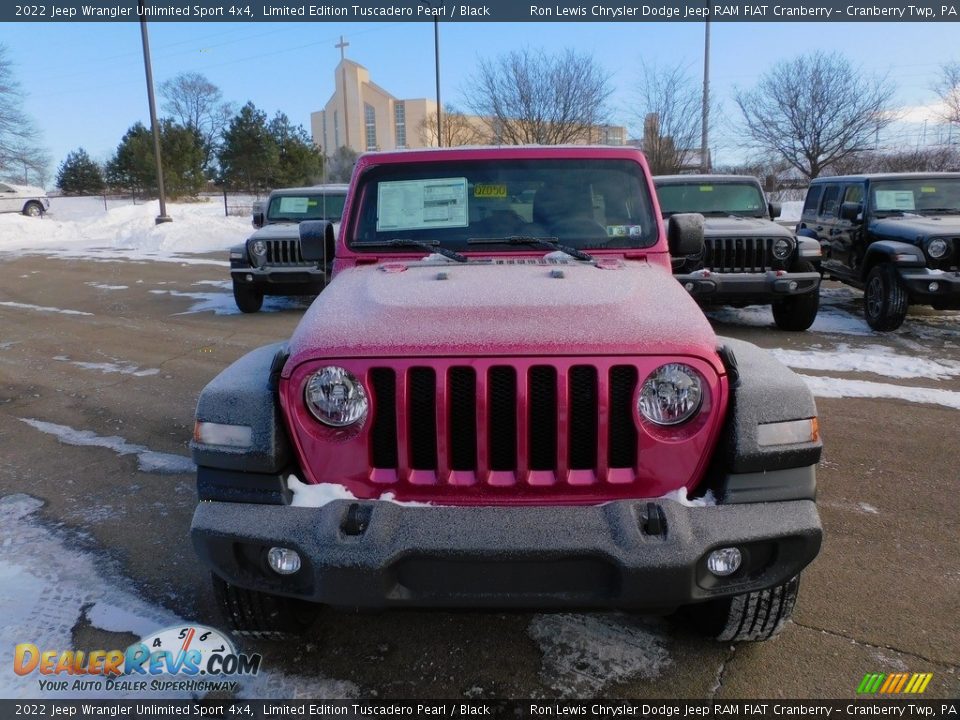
[864,263,908,331]
[233,283,263,313]
[686,575,800,642]
[212,574,318,638]
[23,201,43,217]
[772,261,820,331]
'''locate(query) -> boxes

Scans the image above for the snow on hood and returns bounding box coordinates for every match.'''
[286,260,719,365]
[250,220,341,241]
[871,215,960,238]
[702,215,792,237]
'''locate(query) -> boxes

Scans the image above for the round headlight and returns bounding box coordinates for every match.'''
[250,240,267,267]
[638,363,704,426]
[772,237,794,260]
[927,238,949,259]
[305,367,368,427]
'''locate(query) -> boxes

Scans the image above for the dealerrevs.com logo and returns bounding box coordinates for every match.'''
[14,624,262,693]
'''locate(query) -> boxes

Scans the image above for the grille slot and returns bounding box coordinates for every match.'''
[704,237,774,272]
[528,366,558,471]
[408,368,437,470]
[608,366,638,468]
[448,367,477,471]
[369,369,398,469]
[568,366,598,470]
[488,367,518,471]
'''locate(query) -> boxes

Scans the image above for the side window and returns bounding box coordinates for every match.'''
[802,186,823,219]
[0,184,12,192]
[843,184,864,205]
[819,184,841,219]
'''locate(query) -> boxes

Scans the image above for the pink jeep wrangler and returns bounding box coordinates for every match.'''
[191,146,822,642]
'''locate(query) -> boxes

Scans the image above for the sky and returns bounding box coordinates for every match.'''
[2,19,960,183]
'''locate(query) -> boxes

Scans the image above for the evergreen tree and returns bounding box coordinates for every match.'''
[218,102,278,191]
[269,112,323,187]
[105,123,153,196]
[56,148,105,195]
[105,121,206,198]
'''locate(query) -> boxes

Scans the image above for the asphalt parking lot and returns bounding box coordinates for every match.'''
[1,252,958,700]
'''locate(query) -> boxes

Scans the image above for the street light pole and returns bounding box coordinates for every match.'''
[701,18,711,173]
[139,0,171,224]
[434,17,442,147]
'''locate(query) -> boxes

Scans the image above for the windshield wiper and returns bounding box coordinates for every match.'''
[352,238,468,263]
[467,236,594,261]
[917,207,960,214]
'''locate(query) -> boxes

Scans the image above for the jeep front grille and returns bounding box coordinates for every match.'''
[265,238,313,267]
[367,359,639,487]
[703,237,775,272]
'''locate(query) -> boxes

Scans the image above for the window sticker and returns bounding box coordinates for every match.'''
[874,190,915,211]
[920,186,937,193]
[474,184,507,198]
[377,178,469,231]
[278,197,310,213]
[607,225,643,237]
[698,185,714,192]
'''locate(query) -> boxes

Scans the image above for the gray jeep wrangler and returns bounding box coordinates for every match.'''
[230,185,348,313]
[655,175,822,331]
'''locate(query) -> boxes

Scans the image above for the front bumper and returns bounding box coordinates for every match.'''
[676,270,820,303]
[899,268,960,306]
[192,497,821,610]
[231,266,325,295]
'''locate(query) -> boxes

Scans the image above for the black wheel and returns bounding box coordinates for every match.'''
[23,201,43,217]
[233,283,263,313]
[772,260,820,331]
[686,575,800,643]
[864,263,908,331]
[212,574,318,638]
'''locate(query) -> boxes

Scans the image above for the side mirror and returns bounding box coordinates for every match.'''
[840,202,862,222]
[667,213,705,256]
[299,220,335,265]
[252,212,265,229]
[768,202,782,219]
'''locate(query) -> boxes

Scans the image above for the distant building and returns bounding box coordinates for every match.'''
[311,58,441,156]
[311,52,628,156]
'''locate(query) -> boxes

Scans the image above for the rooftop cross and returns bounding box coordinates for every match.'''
[335,36,349,61]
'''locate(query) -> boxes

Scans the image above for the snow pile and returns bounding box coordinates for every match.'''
[778,200,803,223]
[799,375,960,410]
[527,613,672,697]
[0,197,249,258]
[772,345,960,380]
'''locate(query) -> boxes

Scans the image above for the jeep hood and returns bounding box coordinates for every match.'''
[251,221,341,240]
[285,260,721,370]
[870,215,960,240]
[702,216,791,237]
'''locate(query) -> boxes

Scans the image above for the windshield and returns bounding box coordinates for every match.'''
[267,192,346,222]
[350,158,658,252]
[657,181,766,217]
[870,178,960,214]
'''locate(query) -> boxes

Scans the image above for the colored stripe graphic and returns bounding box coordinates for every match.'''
[858,672,932,694]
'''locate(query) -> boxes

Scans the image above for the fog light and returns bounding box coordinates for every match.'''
[929,282,940,292]
[684,282,695,291]
[788,281,798,291]
[707,547,742,577]
[267,547,301,575]
[245,274,253,282]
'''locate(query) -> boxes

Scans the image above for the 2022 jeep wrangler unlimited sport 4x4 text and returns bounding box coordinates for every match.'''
[191,147,822,642]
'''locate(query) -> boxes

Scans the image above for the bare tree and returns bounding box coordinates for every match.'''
[933,61,960,126]
[159,72,234,169]
[735,51,896,179]
[632,62,703,175]
[466,48,613,145]
[419,104,489,147]
[0,43,46,182]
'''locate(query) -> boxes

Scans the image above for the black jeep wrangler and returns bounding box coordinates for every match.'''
[655,175,822,331]
[797,173,960,330]
[229,185,347,313]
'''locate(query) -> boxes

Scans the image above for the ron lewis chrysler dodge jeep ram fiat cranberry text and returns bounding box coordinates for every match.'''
[190,146,822,642]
